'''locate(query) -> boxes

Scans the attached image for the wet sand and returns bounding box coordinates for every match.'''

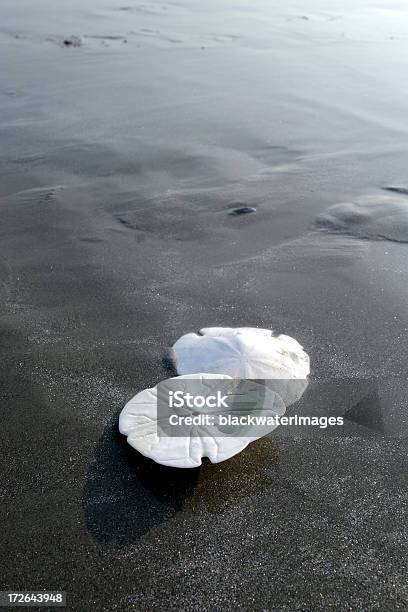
[1,0,408,609]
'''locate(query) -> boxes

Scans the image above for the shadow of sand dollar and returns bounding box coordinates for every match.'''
[83,416,280,544]
[83,418,179,545]
[316,194,408,243]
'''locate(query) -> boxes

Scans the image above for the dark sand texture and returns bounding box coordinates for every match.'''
[1,0,408,610]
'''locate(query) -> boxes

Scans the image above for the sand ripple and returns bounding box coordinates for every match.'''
[316,193,408,243]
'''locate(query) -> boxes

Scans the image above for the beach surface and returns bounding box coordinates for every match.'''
[1,0,408,609]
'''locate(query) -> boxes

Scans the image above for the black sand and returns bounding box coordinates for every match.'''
[1,0,408,609]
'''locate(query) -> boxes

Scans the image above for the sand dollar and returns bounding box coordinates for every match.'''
[171,327,310,409]
[172,327,309,378]
[119,373,286,468]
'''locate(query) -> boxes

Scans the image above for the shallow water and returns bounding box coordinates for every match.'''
[2,1,408,610]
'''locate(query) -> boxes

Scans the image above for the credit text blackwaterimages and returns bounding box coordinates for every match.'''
[169,413,344,429]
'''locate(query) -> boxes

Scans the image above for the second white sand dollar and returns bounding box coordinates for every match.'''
[119,373,286,468]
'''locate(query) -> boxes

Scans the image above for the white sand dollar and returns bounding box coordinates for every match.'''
[119,373,286,468]
[172,327,310,408]
[173,325,309,376]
